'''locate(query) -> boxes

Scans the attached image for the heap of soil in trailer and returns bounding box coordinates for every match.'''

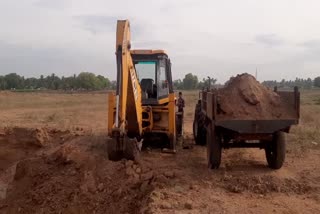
[217,73,294,119]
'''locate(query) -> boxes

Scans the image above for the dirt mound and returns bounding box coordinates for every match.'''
[218,73,291,119]
[0,137,176,214]
[1,127,83,147]
[222,175,315,194]
[1,127,50,147]
[0,127,80,173]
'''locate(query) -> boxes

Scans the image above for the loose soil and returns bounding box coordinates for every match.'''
[0,91,319,213]
[0,129,178,214]
[218,73,295,119]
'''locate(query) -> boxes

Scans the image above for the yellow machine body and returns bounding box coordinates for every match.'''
[107,20,176,160]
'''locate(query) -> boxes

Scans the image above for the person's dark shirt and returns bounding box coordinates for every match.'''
[177,97,185,112]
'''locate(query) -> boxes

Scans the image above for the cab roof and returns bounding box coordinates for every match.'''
[130,49,168,56]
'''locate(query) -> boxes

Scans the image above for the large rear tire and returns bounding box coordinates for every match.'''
[265,131,286,169]
[206,123,222,169]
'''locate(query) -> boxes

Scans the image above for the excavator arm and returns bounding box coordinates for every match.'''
[108,20,143,161]
[115,20,143,136]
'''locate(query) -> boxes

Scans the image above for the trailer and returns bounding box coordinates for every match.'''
[193,87,300,169]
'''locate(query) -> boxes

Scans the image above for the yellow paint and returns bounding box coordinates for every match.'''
[108,19,176,148]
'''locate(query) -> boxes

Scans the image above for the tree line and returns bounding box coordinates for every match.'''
[173,73,218,90]
[0,72,319,91]
[262,77,320,89]
[174,74,320,90]
[0,72,115,90]
[0,72,217,91]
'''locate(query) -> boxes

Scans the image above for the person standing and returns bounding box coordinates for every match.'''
[176,92,185,136]
[177,92,185,113]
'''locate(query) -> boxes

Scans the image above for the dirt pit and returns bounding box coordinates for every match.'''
[218,73,294,119]
[0,127,78,171]
[0,134,177,214]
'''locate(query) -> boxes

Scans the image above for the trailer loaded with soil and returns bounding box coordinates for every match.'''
[193,74,300,169]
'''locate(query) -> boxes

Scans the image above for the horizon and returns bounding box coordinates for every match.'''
[0,71,317,85]
[1,1,320,82]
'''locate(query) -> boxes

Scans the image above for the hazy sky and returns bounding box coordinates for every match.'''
[0,0,320,83]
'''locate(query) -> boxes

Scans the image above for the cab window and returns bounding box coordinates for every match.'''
[134,61,157,99]
[157,59,169,98]
[134,61,156,82]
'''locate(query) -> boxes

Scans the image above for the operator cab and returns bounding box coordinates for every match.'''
[131,50,173,105]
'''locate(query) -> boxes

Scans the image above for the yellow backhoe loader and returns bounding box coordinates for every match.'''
[107,20,178,161]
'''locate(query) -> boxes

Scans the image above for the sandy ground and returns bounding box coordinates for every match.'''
[0,90,319,214]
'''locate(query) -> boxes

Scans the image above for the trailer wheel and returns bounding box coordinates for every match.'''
[193,102,200,144]
[193,120,198,140]
[206,123,222,169]
[193,120,206,145]
[265,131,286,169]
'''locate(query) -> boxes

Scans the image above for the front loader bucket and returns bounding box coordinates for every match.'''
[107,136,141,161]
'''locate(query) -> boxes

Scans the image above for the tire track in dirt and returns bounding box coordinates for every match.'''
[144,134,320,213]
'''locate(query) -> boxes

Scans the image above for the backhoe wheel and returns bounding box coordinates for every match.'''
[265,131,286,169]
[206,123,222,169]
[107,137,140,162]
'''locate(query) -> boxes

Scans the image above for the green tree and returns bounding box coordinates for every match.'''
[4,73,23,89]
[38,75,44,88]
[24,77,38,89]
[60,76,75,90]
[315,76,320,88]
[173,79,183,90]
[110,80,117,90]
[263,77,314,89]
[96,75,110,89]
[198,77,217,89]
[0,72,113,91]
[182,73,198,90]
[0,76,7,90]
[77,72,100,90]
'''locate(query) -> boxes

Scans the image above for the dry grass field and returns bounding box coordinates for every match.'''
[0,91,108,133]
[289,90,320,152]
[0,89,319,213]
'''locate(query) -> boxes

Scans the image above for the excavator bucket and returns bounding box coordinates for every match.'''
[107,136,141,161]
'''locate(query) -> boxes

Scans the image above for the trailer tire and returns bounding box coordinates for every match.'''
[193,120,198,140]
[265,131,286,169]
[193,120,206,145]
[193,102,200,142]
[206,123,222,169]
